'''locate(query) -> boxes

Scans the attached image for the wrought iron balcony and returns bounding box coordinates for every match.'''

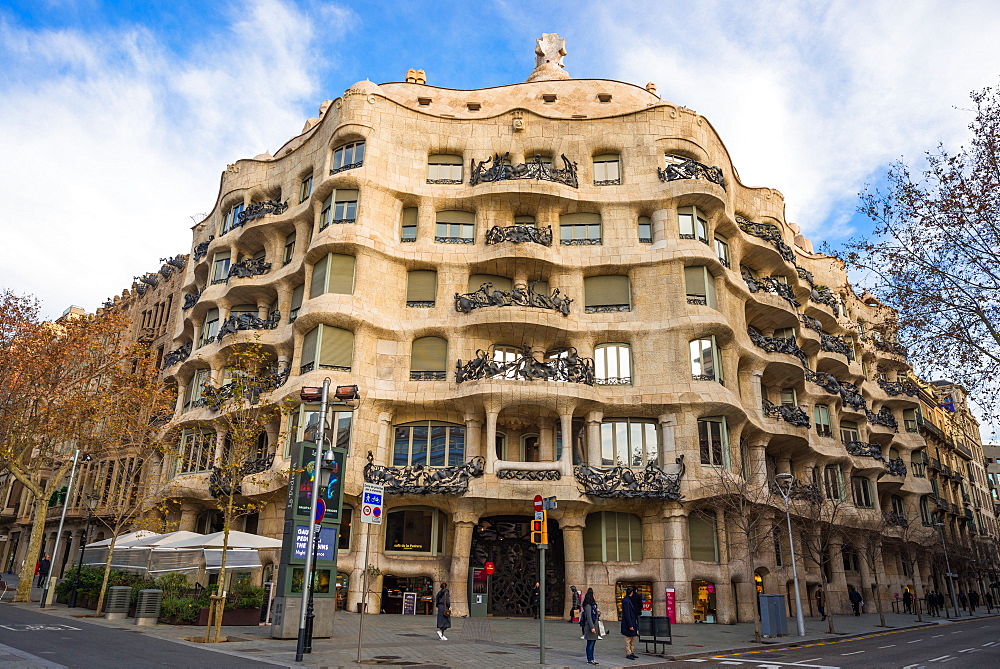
[878,378,919,397]
[596,376,632,386]
[770,480,824,504]
[200,369,289,411]
[809,286,840,315]
[866,406,898,430]
[409,370,447,380]
[762,399,811,427]
[162,342,191,369]
[182,292,201,309]
[406,300,435,308]
[237,200,288,226]
[485,224,553,246]
[885,457,907,477]
[210,450,276,499]
[839,381,867,412]
[883,511,909,528]
[227,257,271,280]
[845,441,884,460]
[686,295,708,305]
[741,269,800,308]
[330,160,363,175]
[584,304,631,314]
[657,158,726,190]
[319,217,357,231]
[497,469,562,481]
[575,456,685,500]
[470,153,579,188]
[193,237,213,261]
[363,451,485,494]
[736,217,795,262]
[455,281,572,316]
[455,345,595,385]
[215,311,280,342]
[747,327,808,366]
[796,267,815,286]
[799,314,853,359]
[560,237,602,246]
[435,236,475,244]
[875,340,908,357]
[299,362,350,374]
[919,416,947,441]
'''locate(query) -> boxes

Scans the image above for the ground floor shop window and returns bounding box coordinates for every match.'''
[381,575,433,614]
[615,581,652,618]
[692,579,717,623]
[384,507,447,555]
[336,572,349,610]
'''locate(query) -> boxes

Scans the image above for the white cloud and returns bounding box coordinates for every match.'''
[0,0,351,317]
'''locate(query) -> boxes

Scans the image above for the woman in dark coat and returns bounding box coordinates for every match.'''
[582,587,601,665]
[435,582,451,640]
[620,585,640,660]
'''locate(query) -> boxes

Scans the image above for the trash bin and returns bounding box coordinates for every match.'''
[135,589,163,626]
[759,593,788,637]
[105,586,132,621]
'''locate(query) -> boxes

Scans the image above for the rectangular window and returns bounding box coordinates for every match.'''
[852,476,873,507]
[435,210,475,243]
[814,405,832,437]
[310,253,355,297]
[839,420,860,443]
[220,203,245,235]
[780,388,797,406]
[638,216,652,243]
[688,511,719,562]
[842,547,860,572]
[283,232,296,266]
[331,141,365,173]
[320,190,359,230]
[824,465,843,500]
[427,154,463,183]
[698,417,728,466]
[184,368,210,409]
[289,284,304,322]
[684,266,717,308]
[559,212,602,245]
[584,275,631,313]
[903,408,918,433]
[678,206,709,243]
[714,235,731,267]
[300,324,354,374]
[299,174,313,203]
[198,309,219,348]
[593,154,621,185]
[599,419,658,468]
[176,429,214,474]
[401,207,418,241]
[211,252,231,284]
[406,270,437,307]
[690,337,722,383]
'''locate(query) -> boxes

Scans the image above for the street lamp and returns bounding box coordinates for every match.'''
[775,473,806,636]
[935,521,960,615]
[68,495,97,608]
[40,450,91,608]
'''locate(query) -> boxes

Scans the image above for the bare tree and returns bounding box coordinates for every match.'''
[840,512,891,628]
[893,523,938,622]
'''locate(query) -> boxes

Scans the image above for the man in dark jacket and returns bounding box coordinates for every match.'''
[531,582,540,619]
[902,589,913,614]
[969,591,979,612]
[36,556,50,588]
[620,586,640,660]
[848,585,863,616]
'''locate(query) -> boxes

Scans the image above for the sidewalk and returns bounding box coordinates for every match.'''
[5,597,997,668]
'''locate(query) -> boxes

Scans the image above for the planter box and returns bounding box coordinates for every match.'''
[196,607,261,627]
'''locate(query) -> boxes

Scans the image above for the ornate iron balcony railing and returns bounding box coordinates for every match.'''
[575,456,685,500]
[485,224,553,246]
[878,378,919,397]
[330,161,362,175]
[762,399,811,427]
[748,327,808,366]
[838,381,867,412]
[497,469,562,481]
[363,451,485,494]
[435,236,475,244]
[319,217,357,231]
[455,281,572,316]
[216,311,280,342]
[470,153,579,188]
[162,342,191,369]
[741,268,800,308]
[209,450,276,498]
[796,266,815,286]
[409,370,447,380]
[658,158,725,190]
[227,257,271,280]
[844,441,884,460]
[885,457,907,477]
[584,304,631,314]
[736,216,795,262]
[455,345,595,385]
[810,286,840,315]
[866,406,898,430]
[800,314,853,359]
[874,340,908,357]
[883,511,909,527]
[770,480,824,505]
[299,362,350,374]
[560,237,602,245]
[427,178,463,185]
[406,300,435,308]
[182,292,201,309]
[686,295,708,306]
[237,200,288,226]
[200,369,289,411]
[193,238,212,261]
[594,178,621,186]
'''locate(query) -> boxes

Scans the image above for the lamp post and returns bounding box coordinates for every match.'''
[68,495,96,608]
[40,449,90,608]
[935,522,960,616]
[775,473,806,636]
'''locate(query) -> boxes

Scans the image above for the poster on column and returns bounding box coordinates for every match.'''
[665,588,676,624]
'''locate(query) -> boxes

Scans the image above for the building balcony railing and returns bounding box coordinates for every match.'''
[885,457,907,477]
[200,369,289,411]
[736,216,795,262]
[748,327,808,366]
[209,450,276,499]
[237,200,288,226]
[319,217,357,231]
[497,468,562,481]
[560,237,602,246]
[874,340,908,357]
[406,300,435,308]
[435,236,475,244]
[182,291,201,309]
[192,237,213,261]
[162,342,192,369]
[883,511,909,528]
[742,268,800,308]
[455,345,595,385]
[596,376,632,386]
[927,456,942,471]
[484,224,553,246]
[919,415,947,442]
[844,441,884,461]
[762,399,811,427]
[770,480,824,504]
[809,286,840,315]
[409,370,447,381]
[215,311,280,342]
[455,281,571,316]
[878,378,919,397]
[575,456,685,500]
[330,160,363,175]
[584,304,630,314]
[363,451,486,494]
[470,153,579,188]
[227,257,271,280]
[866,406,898,430]
[299,362,350,374]
[955,441,973,460]
[686,295,708,306]
[801,314,854,360]
[657,158,726,190]
[911,460,926,478]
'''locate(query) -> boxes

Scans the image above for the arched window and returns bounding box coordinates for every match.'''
[688,510,719,562]
[310,253,355,297]
[584,275,630,312]
[331,140,365,174]
[384,507,447,555]
[393,421,465,467]
[300,325,354,374]
[600,418,658,467]
[595,343,631,385]
[410,337,448,380]
[583,512,642,561]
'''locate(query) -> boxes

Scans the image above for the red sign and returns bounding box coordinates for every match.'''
[642,600,652,612]
[484,561,495,575]
[665,588,676,625]
[472,568,488,582]
[533,495,544,511]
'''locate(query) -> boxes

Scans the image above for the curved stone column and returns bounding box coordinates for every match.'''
[447,514,479,617]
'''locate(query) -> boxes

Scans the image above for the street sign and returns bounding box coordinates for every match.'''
[315,499,326,524]
[484,562,495,575]
[533,494,543,511]
[534,511,544,521]
[361,482,384,525]
[543,496,557,510]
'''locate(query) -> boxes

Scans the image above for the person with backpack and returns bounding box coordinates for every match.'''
[620,586,640,660]
[569,585,582,622]
[435,582,451,640]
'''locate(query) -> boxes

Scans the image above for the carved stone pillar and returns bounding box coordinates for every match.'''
[558,412,574,475]
[651,208,671,249]
[751,370,764,420]
[178,502,200,532]
[485,410,500,473]
[374,412,393,465]
[661,507,692,622]
[585,411,603,466]
[658,412,677,458]
[560,514,587,619]
[464,416,483,461]
[748,443,767,489]
[827,533,849,614]
[539,419,555,462]
[447,514,479,617]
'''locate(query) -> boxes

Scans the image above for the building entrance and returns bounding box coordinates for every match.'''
[471,515,564,617]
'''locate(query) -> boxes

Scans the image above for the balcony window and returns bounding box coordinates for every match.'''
[815,404,832,437]
[310,253,355,297]
[583,512,643,562]
[584,275,630,313]
[839,420,860,443]
[183,368,210,409]
[427,154,463,184]
[220,203,245,235]
[435,210,475,243]
[289,284,304,322]
[198,308,219,348]
[824,464,844,500]
[891,495,906,516]
[600,418,658,467]
[330,140,365,174]
[410,337,447,380]
[401,207,418,241]
[774,327,796,341]
[688,510,719,562]
[842,546,860,573]
[467,274,512,293]
[903,408,918,433]
[284,403,352,456]
[211,252,231,284]
[715,235,731,268]
[384,507,447,555]
[592,153,621,185]
[684,266,717,308]
[392,422,465,467]
[299,174,313,203]
[780,388,797,406]
[283,232,296,266]
[559,212,602,245]
[300,324,353,374]
[176,429,215,474]
[698,416,729,466]
[595,343,631,385]
[690,337,722,383]
[406,270,437,308]
[678,205,709,243]
[852,476,873,508]
[638,216,652,243]
[320,189,358,229]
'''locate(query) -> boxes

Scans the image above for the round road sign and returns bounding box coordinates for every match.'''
[363,505,372,516]
[484,561,495,575]
[533,494,544,512]
[373,507,382,517]
[315,499,326,524]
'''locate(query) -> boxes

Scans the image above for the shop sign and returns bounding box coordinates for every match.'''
[665,588,676,624]
[293,525,337,561]
[402,592,417,615]
[472,568,488,582]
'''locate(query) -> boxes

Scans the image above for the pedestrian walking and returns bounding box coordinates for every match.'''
[848,585,863,616]
[985,591,994,612]
[435,582,451,640]
[620,586,640,660]
[815,587,826,621]
[569,585,581,622]
[531,581,540,619]
[969,591,979,612]
[35,556,50,588]
[902,589,913,614]
[958,591,968,612]
[582,588,601,665]
[936,590,946,616]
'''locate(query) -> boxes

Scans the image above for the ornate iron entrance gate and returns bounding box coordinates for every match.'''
[470,516,564,617]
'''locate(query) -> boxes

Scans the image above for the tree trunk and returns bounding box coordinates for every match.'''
[822,574,836,634]
[95,534,118,615]
[748,563,762,643]
[873,579,886,627]
[207,498,232,643]
[14,495,48,602]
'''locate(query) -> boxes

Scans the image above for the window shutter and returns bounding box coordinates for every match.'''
[411,337,447,372]
[231,304,256,315]
[319,326,353,369]
[688,511,718,562]
[429,154,463,164]
[328,254,355,294]
[310,255,329,298]
[335,189,359,203]
[301,327,318,368]
[291,284,304,311]
[627,513,643,561]
[685,266,705,295]
[560,212,601,226]
[204,307,219,322]
[436,210,475,225]
[407,270,437,301]
[584,275,630,307]
[402,207,418,226]
[468,274,512,292]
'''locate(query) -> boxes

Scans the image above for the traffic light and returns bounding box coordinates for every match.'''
[530,511,548,545]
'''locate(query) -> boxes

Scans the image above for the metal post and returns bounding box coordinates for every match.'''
[68,505,92,608]
[357,522,371,663]
[304,526,321,652]
[539,544,546,665]
[296,378,330,663]
[776,478,806,636]
[41,449,80,608]
[936,522,960,616]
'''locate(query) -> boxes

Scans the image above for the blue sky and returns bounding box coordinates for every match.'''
[2,0,999,316]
